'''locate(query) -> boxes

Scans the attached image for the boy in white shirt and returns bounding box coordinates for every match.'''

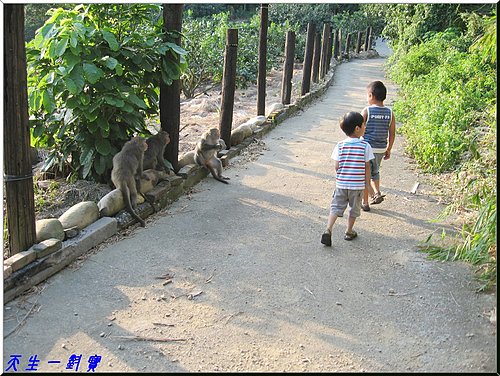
[321,112,374,246]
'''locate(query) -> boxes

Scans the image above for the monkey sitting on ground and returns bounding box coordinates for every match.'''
[111,136,148,227]
[194,127,230,184]
[143,130,171,172]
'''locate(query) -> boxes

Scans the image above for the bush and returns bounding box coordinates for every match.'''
[389,10,496,289]
[389,29,495,172]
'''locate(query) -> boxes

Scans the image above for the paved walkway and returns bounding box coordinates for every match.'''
[3,55,496,373]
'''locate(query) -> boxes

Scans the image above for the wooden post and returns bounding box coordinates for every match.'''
[364,27,370,51]
[160,4,183,172]
[300,22,315,96]
[257,4,268,116]
[319,22,330,79]
[367,26,373,51]
[338,30,344,59]
[281,31,295,105]
[333,29,340,60]
[356,31,363,54]
[326,26,333,73]
[311,32,321,83]
[4,4,36,256]
[344,33,351,59]
[219,29,238,148]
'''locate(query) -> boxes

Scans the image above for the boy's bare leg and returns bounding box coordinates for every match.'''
[362,188,370,206]
[325,213,338,233]
[346,216,356,234]
[371,179,380,196]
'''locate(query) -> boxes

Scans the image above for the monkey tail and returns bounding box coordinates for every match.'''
[207,165,229,184]
[121,185,146,227]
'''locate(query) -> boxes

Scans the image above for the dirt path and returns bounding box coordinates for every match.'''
[3,56,496,373]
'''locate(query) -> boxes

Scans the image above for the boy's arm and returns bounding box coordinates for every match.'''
[333,160,340,172]
[365,143,374,187]
[365,162,371,188]
[331,144,340,173]
[384,112,396,160]
[361,107,368,123]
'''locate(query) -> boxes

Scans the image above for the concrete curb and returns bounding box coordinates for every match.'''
[4,217,117,302]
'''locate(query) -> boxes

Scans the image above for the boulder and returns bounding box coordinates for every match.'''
[98,189,146,217]
[98,169,167,217]
[35,218,65,242]
[267,103,284,116]
[244,115,267,131]
[230,124,253,146]
[58,201,99,230]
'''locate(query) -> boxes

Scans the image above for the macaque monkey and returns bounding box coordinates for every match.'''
[111,136,148,227]
[194,127,229,184]
[143,130,171,171]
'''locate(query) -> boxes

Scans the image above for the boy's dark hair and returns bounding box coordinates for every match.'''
[367,80,387,101]
[340,112,364,136]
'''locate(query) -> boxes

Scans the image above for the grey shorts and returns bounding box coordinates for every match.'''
[330,188,363,218]
[370,153,385,181]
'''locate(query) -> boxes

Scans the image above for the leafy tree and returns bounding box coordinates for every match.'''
[27,4,186,182]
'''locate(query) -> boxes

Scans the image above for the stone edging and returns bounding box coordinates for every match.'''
[3,53,376,303]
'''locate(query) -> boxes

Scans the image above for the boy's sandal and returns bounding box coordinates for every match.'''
[361,204,371,212]
[321,232,332,247]
[370,193,386,205]
[344,230,358,241]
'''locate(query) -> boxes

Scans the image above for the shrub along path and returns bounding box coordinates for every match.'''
[3,52,496,372]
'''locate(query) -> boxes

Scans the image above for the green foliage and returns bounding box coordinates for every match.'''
[469,10,496,64]
[389,28,495,172]
[268,4,360,33]
[389,9,496,289]
[331,10,373,50]
[33,178,60,212]
[181,10,296,97]
[235,13,291,88]
[26,4,186,182]
[184,4,259,20]
[269,4,371,59]
[180,11,226,98]
[377,3,496,58]
[180,6,375,97]
[24,4,73,42]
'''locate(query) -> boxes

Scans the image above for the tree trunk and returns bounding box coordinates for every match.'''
[3,4,36,256]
